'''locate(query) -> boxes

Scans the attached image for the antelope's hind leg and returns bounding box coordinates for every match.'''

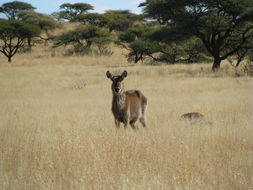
[130,117,138,130]
[139,117,146,128]
[140,98,147,128]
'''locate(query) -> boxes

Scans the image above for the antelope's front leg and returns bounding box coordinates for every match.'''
[123,121,128,129]
[114,119,120,128]
[123,113,129,129]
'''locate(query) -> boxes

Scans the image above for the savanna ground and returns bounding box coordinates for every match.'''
[0,44,252,190]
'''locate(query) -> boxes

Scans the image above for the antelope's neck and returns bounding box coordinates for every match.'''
[112,92,126,110]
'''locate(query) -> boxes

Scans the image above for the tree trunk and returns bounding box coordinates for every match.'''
[8,56,12,63]
[27,37,32,47]
[134,54,139,63]
[86,40,92,48]
[134,53,142,63]
[212,57,221,71]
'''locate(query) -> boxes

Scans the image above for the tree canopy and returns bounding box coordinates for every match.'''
[76,13,109,27]
[18,10,59,41]
[0,1,35,20]
[140,0,253,70]
[58,3,93,21]
[118,26,160,63]
[118,25,207,64]
[18,11,58,30]
[103,10,140,32]
[53,25,112,55]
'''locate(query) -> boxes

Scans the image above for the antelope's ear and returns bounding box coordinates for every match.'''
[121,70,128,78]
[106,71,113,79]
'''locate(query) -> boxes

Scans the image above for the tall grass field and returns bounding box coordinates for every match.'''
[0,46,252,190]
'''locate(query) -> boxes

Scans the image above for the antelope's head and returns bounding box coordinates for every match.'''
[106,70,128,95]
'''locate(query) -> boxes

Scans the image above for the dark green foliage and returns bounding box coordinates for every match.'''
[158,45,184,64]
[0,1,35,20]
[180,37,209,63]
[119,26,156,42]
[128,40,160,63]
[247,49,253,62]
[118,26,161,63]
[0,20,40,62]
[76,13,108,27]
[118,25,207,64]
[148,26,191,44]
[155,38,208,64]
[53,25,112,55]
[18,11,59,31]
[103,10,139,32]
[140,0,253,70]
[58,3,93,21]
[18,11,60,42]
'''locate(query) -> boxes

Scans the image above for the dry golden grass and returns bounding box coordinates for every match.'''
[0,47,252,190]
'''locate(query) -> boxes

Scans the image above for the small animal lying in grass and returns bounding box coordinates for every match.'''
[180,112,204,120]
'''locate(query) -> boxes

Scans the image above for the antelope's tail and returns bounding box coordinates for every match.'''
[141,96,147,115]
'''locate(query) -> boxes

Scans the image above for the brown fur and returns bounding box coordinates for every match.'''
[106,70,147,129]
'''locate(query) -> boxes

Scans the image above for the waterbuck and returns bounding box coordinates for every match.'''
[106,70,147,129]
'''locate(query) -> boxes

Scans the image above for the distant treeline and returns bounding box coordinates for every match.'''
[0,0,253,71]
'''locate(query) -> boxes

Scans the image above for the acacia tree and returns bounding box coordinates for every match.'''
[58,3,93,21]
[77,10,142,33]
[103,10,140,32]
[140,0,253,71]
[118,26,207,64]
[18,11,59,44]
[0,1,35,20]
[118,26,161,63]
[53,25,112,55]
[76,13,109,27]
[0,20,40,62]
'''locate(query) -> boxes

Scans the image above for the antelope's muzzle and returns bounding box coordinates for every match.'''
[114,87,121,93]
